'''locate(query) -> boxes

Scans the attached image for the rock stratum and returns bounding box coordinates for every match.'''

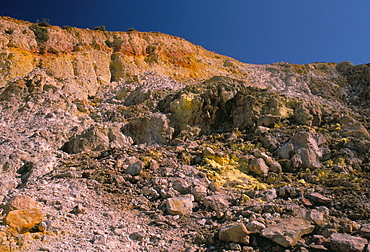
[0,17,370,252]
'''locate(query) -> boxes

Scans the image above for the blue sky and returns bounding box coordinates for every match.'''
[1,0,369,65]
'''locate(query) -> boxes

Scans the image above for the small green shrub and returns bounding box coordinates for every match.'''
[29,24,49,44]
[94,25,106,31]
[37,18,51,27]
[127,28,136,32]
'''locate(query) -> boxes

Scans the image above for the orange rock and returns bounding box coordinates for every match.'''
[5,209,44,234]
[4,195,41,214]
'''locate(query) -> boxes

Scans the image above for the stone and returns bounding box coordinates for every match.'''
[359,224,370,238]
[3,195,41,214]
[71,204,86,214]
[268,160,282,173]
[294,102,321,126]
[263,188,277,201]
[305,209,327,227]
[219,223,250,245]
[171,178,190,194]
[129,232,145,241]
[255,126,270,135]
[340,118,370,140]
[5,209,44,234]
[249,158,269,176]
[166,196,193,216]
[124,161,143,176]
[228,243,242,250]
[203,147,215,157]
[308,193,332,205]
[122,113,174,145]
[257,114,281,128]
[277,130,325,170]
[64,124,133,153]
[203,195,230,218]
[330,233,368,252]
[260,218,314,248]
[190,185,208,202]
[242,246,254,252]
[246,221,266,233]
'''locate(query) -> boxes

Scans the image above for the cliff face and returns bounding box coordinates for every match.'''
[0,16,251,98]
[0,17,370,252]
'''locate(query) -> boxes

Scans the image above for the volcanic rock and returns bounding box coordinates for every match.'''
[260,218,315,247]
[5,209,44,234]
[330,233,368,252]
[219,222,250,245]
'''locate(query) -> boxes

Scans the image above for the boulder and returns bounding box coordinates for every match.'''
[260,218,314,247]
[359,224,370,238]
[249,158,269,176]
[166,196,193,216]
[257,114,281,128]
[305,209,327,227]
[308,192,332,206]
[5,209,44,234]
[246,221,266,234]
[277,130,325,170]
[294,102,322,126]
[190,185,208,202]
[340,120,370,140]
[64,124,133,153]
[330,233,368,252]
[122,113,174,145]
[219,223,250,245]
[253,149,282,173]
[203,195,230,218]
[124,161,143,176]
[3,195,41,214]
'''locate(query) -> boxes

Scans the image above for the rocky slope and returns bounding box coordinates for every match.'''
[0,17,370,252]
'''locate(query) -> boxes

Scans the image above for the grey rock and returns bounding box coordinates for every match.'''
[124,161,143,176]
[171,178,190,194]
[263,188,277,201]
[330,233,368,252]
[294,102,321,126]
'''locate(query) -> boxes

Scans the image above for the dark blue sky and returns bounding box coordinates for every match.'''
[1,0,369,65]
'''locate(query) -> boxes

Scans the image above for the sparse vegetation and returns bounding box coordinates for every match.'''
[93,25,106,31]
[37,18,51,27]
[29,24,49,44]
